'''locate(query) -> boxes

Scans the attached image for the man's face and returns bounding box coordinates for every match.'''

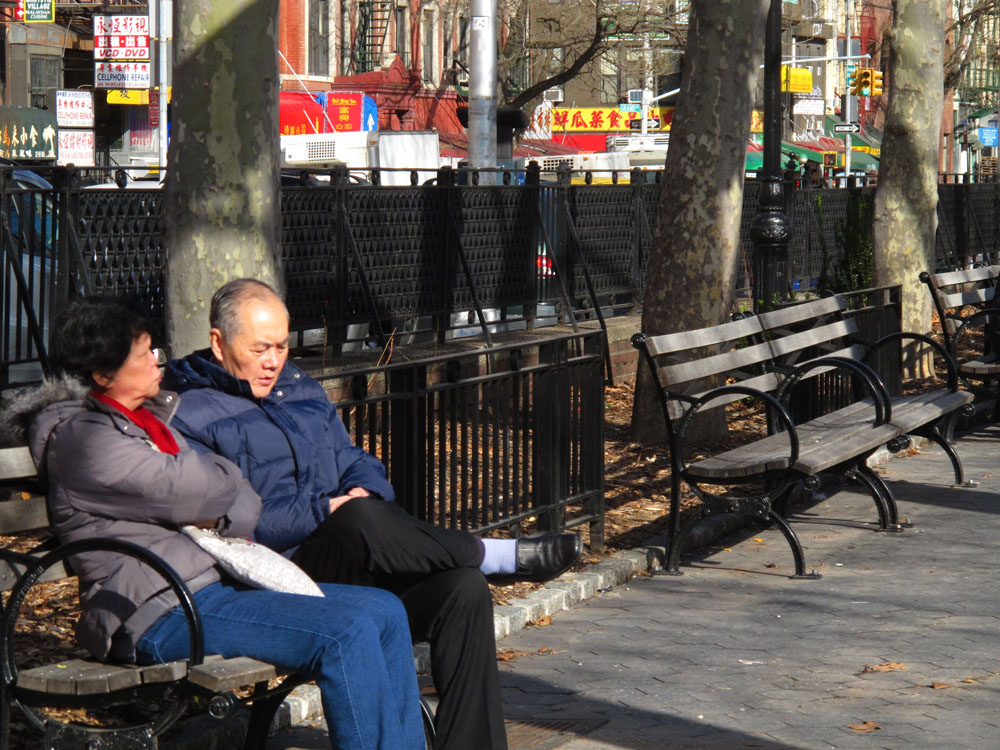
[210,296,290,398]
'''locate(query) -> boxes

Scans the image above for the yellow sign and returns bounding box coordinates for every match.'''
[552,107,673,131]
[781,66,813,94]
[106,87,172,105]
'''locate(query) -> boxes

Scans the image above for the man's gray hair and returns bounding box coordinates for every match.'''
[210,279,288,339]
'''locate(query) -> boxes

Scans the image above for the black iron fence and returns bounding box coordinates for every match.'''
[325,329,606,544]
[3,166,999,386]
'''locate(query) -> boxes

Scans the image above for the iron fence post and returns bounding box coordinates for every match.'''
[955,179,968,263]
[525,161,540,330]
[556,165,573,318]
[533,338,569,533]
[580,330,605,549]
[631,167,644,304]
[389,362,429,522]
[438,165,456,344]
[331,164,349,344]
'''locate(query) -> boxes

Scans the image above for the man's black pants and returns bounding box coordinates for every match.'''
[290,497,508,750]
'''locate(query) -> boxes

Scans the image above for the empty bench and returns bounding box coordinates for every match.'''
[920,264,1000,418]
[632,292,973,578]
[0,445,433,750]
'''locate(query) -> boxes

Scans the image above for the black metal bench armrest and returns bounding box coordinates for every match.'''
[867,331,962,392]
[1,539,205,739]
[776,356,892,425]
[674,384,800,477]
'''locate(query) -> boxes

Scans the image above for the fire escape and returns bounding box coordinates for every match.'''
[352,1,392,74]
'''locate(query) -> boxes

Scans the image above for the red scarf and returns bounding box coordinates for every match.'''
[91,392,180,456]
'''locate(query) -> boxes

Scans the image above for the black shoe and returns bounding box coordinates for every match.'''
[488,534,583,585]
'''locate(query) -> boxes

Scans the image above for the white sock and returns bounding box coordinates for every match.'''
[479,539,518,575]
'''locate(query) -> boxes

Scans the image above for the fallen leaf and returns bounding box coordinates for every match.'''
[861,662,907,674]
[984,474,993,478]
[20,492,31,500]
[537,647,566,655]
[530,615,553,627]
[931,682,953,689]
[496,649,530,662]
[753,538,764,543]
[848,721,881,733]
[764,562,777,568]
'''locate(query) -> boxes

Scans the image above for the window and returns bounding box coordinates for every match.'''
[308,0,330,77]
[29,55,60,109]
[422,9,436,83]
[396,5,408,66]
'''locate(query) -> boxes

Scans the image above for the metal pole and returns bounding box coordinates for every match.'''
[156,0,171,178]
[844,0,854,177]
[750,0,790,310]
[468,0,496,170]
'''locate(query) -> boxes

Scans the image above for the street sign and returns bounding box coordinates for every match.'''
[619,104,641,113]
[833,122,861,134]
[629,118,660,130]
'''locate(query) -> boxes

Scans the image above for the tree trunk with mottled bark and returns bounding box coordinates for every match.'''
[871,0,945,378]
[631,0,768,442]
[164,0,283,357]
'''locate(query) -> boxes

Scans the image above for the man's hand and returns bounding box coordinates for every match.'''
[329,486,370,514]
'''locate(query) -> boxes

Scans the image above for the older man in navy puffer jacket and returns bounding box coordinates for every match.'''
[164,279,583,750]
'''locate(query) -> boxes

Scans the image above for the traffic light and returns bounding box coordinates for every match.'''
[871,70,884,96]
[847,68,858,95]
[855,68,873,96]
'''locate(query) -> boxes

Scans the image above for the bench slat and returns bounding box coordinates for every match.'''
[754,295,847,329]
[188,656,278,692]
[0,494,51,535]
[926,265,1000,287]
[656,340,775,388]
[643,315,764,357]
[0,446,37,482]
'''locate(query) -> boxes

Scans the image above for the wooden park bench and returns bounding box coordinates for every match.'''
[920,264,1000,419]
[0,445,434,750]
[632,292,974,579]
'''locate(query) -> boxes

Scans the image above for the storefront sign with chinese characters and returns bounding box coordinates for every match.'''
[95,62,151,89]
[550,107,673,133]
[0,107,57,160]
[94,15,150,60]
[58,129,96,166]
[55,90,95,128]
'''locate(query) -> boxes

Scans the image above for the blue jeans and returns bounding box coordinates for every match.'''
[135,581,424,750]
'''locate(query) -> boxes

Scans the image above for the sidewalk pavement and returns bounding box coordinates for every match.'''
[263,423,1000,750]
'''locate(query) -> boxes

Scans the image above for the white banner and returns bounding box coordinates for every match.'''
[55,90,94,128]
[94,15,150,60]
[95,61,151,89]
[58,130,95,166]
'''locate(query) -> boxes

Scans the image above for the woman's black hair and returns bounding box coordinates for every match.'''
[48,298,152,386]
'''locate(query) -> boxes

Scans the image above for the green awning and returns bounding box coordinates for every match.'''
[847,148,879,170]
[745,151,764,172]
[0,107,57,161]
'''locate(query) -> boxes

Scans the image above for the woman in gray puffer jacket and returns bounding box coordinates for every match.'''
[9,298,423,750]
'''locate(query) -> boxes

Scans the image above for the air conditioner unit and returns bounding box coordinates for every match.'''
[280,132,369,169]
[457,70,470,86]
[543,88,564,103]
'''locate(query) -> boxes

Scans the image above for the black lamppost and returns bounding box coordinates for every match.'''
[750,0,790,310]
